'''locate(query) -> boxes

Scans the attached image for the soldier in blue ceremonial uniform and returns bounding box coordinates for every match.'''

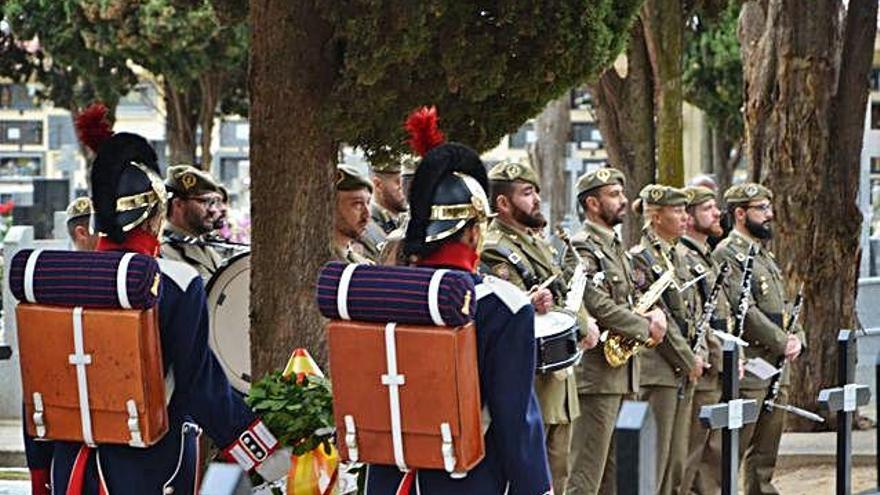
[365,107,552,495]
[23,120,289,494]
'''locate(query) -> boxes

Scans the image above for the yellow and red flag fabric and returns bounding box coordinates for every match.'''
[282,348,338,495]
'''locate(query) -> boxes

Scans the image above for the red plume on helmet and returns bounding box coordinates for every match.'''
[75,102,114,154]
[404,106,445,157]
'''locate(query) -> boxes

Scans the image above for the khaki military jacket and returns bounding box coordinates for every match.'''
[679,235,729,392]
[569,220,650,395]
[160,223,223,281]
[333,241,374,265]
[629,233,698,387]
[713,229,805,389]
[481,219,579,424]
[358,222,386,262]
[371,202,401,235]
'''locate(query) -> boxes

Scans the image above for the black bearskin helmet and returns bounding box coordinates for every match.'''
[402,107,493,258]
[77,103,166,243]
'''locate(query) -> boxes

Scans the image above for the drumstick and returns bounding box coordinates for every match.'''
[529,274,559,294]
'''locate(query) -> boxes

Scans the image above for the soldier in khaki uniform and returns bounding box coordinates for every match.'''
[679,186,729,494]
[629,185,703,495]
[713,183,805,495]
[566,168,668,495]
[65,197,99,252]
[333,164,375,264]
[480,160,599,494]
[162,165,225,280]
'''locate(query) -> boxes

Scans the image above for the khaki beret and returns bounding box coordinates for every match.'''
[166,165,221,197]
[336,164,373,193]
[488,160,540,190]
[639,184,688,207]
[684,186,716,207]
[371,154,411,175]
[401,155,419,177]
[576,167,626,195]
[66,196,93,223]
[723,183,773,205]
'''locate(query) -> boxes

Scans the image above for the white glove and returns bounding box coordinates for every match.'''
[255,447,292,482]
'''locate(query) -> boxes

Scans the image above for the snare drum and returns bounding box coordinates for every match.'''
[205,252,251,393]
[534,310,582,374]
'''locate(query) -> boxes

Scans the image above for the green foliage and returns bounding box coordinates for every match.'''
[318,0,644,163]
[2,1,137,110]
[76,0,247,91]
[247,372,335,457]
[683,0,743,140]
[3,0,248,117]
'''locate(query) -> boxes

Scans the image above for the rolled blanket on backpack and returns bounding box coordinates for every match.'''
[316,262,475,326]
[9,249,160,309]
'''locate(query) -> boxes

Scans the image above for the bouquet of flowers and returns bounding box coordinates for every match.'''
[247,349,338,495]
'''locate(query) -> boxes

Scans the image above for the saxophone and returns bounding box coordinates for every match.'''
[602,269,675,367]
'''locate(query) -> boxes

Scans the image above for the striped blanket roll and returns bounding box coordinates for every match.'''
[316,262,475,327]
[9,249,160,309]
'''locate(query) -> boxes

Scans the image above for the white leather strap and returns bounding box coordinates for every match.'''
[427,269,448,326]
[116,253,136,309]
[337,264,359,320]
[23,249,43,303]
[380,322,407,471]
[68,307,95,446]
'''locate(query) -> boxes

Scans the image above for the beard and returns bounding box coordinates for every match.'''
[694,218,723,238]
[512,204,546,229]
[745,216,772,239]
[599,202,626,227]
[184,207,213,236]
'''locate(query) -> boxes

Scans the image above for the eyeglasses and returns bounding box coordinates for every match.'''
[747,203,773,213]
[188,196,223,208]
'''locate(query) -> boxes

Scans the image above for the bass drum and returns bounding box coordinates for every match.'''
[205,251,251,393]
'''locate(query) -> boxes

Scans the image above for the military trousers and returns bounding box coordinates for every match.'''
[545,422,573,495]
[639,384,694,495]
[681,384,722,494]
[566,393,627,495]
[738,386,787,495]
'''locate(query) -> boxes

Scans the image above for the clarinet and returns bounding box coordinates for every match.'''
[764,283,805,411]
[732,244,758,340]
[678,261,730,397]
[693,261,732,355]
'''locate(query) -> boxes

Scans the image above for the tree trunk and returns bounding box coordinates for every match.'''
[164,81,199,165]
[589,20,656,246]
[739,0,876,430]
[642,0,685,187]
[198,73,223,171]
[249,0,337,378]
[530,93,571,228]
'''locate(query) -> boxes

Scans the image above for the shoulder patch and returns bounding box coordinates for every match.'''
[157,258,199,292]
[476,275,530,313]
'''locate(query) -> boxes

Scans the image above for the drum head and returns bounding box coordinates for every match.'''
[205,252,251,393]
[534,311,577,338]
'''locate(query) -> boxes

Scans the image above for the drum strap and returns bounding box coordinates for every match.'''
[493,246,539,289]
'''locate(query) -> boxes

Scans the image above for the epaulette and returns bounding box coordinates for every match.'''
[157,258,199,292]
[476,275,530,314]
